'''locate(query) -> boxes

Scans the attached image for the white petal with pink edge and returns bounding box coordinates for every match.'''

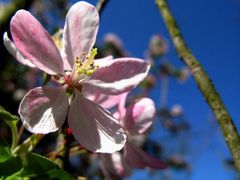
[19,87,69,134]
[63,1,99,69]
[10,10,64,75]
[83,58,150,95]
[3,32,36,68]
[124,142,167,169]
[124,98,156,135]
[68,91,126,153]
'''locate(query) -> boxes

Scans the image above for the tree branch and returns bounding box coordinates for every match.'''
[156,0,240,172]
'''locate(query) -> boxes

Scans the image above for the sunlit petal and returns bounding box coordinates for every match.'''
[10,10,64,75]
[84,58,150,95]
[19,87,69,134]
[68,91,126,153]
[63,1,99,69]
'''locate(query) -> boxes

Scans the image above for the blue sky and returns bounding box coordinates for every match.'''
[73,0,240,179]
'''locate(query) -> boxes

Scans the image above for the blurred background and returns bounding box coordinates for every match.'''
[1,0,240,179]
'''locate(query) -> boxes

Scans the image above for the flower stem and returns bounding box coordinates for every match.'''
[13,134,44,155]
[54,124,72,170]
[54,131,68,169]
[156,0,240,172]
[10,123,18,151]
[16,125,24,145]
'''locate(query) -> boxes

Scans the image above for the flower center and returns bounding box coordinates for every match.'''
[65,48,99,88]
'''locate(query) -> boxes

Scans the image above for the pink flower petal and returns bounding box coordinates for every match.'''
[83,90,124,110]
[124,142,167,169]
[117,92,128,120]
[84,58,150,95]
[10,10,64,75]
[68,91,126,153]
[19,87,69,134]
[3,32,36,68]
[100,153,132,178]
[91,94,124,110]
[63,1,99,69]
[99,94,125,110]
[124,98,156,135]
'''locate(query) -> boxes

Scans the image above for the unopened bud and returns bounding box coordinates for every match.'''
[170,104,183,117]
[149,34,168,59]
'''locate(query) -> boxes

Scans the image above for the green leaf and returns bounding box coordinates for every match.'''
[20,153,73,179]
[0,138,12,162]
[0,156,22,177]
[0,106,19,122]
[0,142,72,180]
[0,106,19,150]
[23,153,58,175]
[0,138,23,178]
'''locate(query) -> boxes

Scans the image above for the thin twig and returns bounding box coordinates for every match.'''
[156,0,240,172]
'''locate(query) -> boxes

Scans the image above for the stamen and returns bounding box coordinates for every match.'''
[77,68,86,75]
[86,69,95,76]
[82,48,98,68]
[67,48,99,86]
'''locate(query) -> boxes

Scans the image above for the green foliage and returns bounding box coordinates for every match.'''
[0,138,12,162]
[0,138,22,178]
[0,106,19,149]
[0,138,72,179]
[0,156,22,178]
[0,106,19,123]
[20,153,73,179]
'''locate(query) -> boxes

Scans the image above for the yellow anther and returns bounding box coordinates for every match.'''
[77,68,86,75]
[72,49,98,83]
[90,48,98,59]
[82,48,98,68]
[86,70,95,76]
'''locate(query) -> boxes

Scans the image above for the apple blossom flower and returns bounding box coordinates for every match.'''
[4,2,150,153]
[99,93,167,177]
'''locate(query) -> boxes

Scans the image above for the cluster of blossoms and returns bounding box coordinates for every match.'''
[4,1,166,176]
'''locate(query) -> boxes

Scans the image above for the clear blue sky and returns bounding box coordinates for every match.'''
[74,0,240,179]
